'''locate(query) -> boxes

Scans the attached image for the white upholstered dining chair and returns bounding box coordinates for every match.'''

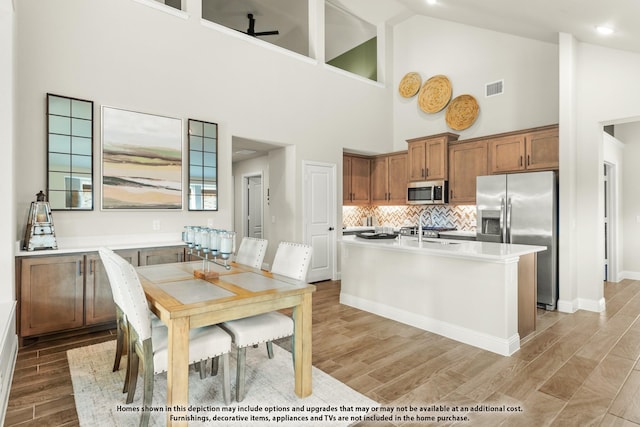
[221,241,313,401]
[98,247,132,391]
[234,237,268,269]
[100,247,232,426]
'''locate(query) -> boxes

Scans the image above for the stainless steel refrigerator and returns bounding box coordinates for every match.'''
[476,171,558,310]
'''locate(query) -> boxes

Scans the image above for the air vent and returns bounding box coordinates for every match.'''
[485,80,504,97]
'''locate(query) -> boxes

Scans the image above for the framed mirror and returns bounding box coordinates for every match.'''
[47,93,94,210]
[188,119,218,210]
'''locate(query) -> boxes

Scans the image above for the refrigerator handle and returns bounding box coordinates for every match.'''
[500,197,506,242]
[506,197,513,243]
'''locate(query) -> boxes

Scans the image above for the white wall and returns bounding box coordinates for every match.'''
[560,41,640,311]
[13,0,393,254]
[614,122,640,278]
[1,0,15,302]
[603,132,624,282]
[392,15,559,148]
[1,0,17,423]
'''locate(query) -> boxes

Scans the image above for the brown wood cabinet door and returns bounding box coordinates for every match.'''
[349,156,370,205]
[525,129,559,170]
[425,138,447,180]
[342,155,353,204]
[407,141,427,181]
[489,135,526,174]
[20,255,84,336]
[387,153,408,204]
[370,156,389,204]
[448,141,488,204]
[84,253,117,326]
[139,246,186,266]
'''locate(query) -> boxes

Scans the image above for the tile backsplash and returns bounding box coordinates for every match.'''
[343,205,477,231]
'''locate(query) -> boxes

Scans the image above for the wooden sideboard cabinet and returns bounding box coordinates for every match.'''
[370,152,408,205]
[406,133,459,182]
[16,245,185,345]
[448,140,488,205]
[343,154,371,205]
[488,125,559,174]
[19,254,85,337]
[139,245,185,265]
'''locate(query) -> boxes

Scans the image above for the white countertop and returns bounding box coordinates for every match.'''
[15,232,185,257]
[341,234,545,262]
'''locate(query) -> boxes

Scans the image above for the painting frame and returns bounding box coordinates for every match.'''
[101,106,183,210]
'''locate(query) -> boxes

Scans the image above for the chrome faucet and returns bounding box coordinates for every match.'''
[418,209,431,245]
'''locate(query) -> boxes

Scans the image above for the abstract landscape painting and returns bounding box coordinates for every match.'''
[102,106,182,209]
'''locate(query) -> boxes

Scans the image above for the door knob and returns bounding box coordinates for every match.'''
[328,227,335,231]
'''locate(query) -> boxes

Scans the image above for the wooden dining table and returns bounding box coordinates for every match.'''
[135,259,316,427]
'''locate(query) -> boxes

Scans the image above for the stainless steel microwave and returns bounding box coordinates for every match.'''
[407,180,448,205]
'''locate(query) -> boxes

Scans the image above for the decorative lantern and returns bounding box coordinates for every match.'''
[23,191,58,251]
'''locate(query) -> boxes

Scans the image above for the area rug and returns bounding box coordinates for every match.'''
[68,340,379,426]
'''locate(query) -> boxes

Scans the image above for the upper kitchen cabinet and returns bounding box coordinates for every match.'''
[407,133,459,182]
[371,152,407,205]
[488,125,558,174]
[343,154,370,205]
[448,140,488,204]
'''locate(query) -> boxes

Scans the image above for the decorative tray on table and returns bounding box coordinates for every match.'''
[355,231,399,240]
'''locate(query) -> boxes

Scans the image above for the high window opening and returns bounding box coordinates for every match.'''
[325,1,377,81]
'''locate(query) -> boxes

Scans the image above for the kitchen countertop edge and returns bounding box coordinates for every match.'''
[341,235,545,263]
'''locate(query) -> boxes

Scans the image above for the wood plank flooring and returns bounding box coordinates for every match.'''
[5,279,640,426]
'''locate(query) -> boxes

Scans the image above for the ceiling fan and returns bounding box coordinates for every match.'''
[243,13,279,37]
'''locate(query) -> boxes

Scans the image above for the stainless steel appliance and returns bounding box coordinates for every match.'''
[476,171,558,310]
[407,180,448,205]
[399,226,456,238]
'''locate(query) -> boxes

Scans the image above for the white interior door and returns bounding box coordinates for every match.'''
[246,175,263,238]
[303,161,336,282]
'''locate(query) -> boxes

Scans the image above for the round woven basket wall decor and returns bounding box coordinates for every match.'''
[446,94,479,130]
[418,74,452,113]
[398,72,422,98]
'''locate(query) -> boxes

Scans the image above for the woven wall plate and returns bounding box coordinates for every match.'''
[418,74,452,113]
[398,72,421,98]
[446,94,479,130]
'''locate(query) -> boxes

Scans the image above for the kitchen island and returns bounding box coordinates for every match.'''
[340,235,546,356]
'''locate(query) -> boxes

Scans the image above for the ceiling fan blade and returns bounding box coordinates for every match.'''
[253,30,279,37]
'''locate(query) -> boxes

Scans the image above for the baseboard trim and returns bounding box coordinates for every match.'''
[619,271,640,281]
[340,293,519,356]
[0,302,18,427]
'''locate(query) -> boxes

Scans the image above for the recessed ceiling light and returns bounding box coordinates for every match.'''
[426,0,437,5]
[596,26,614,35]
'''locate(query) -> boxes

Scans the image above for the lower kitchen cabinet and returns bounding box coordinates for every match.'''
[16,245,185,344]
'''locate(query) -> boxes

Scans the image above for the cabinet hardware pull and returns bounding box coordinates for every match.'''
[527,155,531,165]
[78,260,82,276]
[425,167,429,177]
[520,156,523,166]
[422,168,425,177]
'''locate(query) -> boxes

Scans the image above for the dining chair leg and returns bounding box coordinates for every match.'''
[236,347,247,402]
[211,356,219,376]
[126,345,140,404]
[122,321,131,394]
[266,341,274,359]
[113,314,124,372]
[141,340,154,427]
[221,353,231,405]
[197,360,208,379]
